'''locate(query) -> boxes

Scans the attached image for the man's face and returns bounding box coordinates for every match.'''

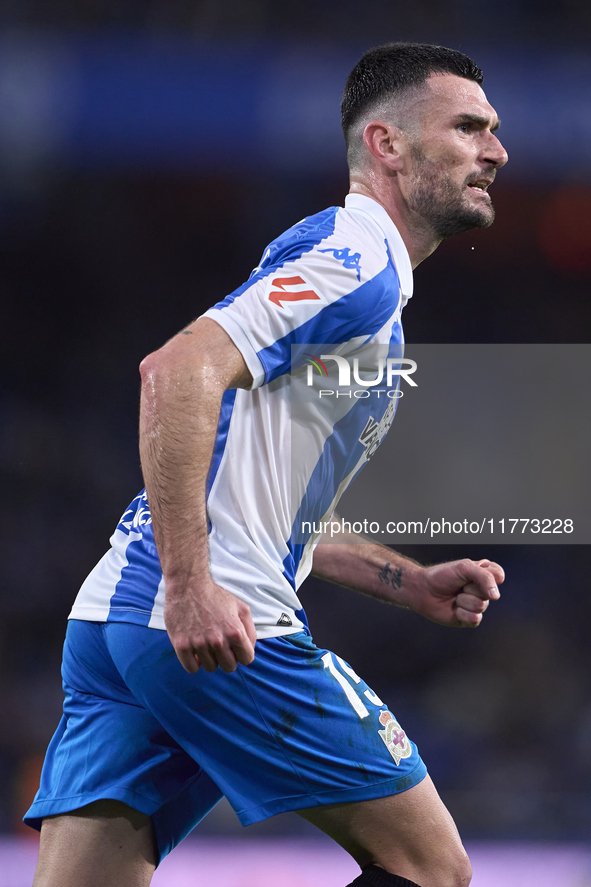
[402,74,508,238]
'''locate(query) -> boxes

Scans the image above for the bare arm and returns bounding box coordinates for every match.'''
[139,316,256,673]
[312,520,504,628]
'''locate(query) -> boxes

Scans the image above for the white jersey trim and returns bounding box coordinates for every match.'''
[343,193,413,305]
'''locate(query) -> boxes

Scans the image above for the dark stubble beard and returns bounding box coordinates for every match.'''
[407,145,495,239]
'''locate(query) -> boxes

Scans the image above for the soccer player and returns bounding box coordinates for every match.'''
[26,43,507,887]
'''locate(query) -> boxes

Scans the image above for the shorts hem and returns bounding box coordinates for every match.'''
[23,787,161,833]
[235,760,428,826]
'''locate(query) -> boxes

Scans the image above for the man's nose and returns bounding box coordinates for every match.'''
[483,132,508,168]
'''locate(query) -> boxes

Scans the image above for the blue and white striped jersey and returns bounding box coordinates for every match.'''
[69,194,413,637]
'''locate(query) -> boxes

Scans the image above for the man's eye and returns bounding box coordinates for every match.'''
[457,123,470,134]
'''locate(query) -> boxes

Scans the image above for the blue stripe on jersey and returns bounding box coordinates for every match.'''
[280,554,309,631]
[212,207,339,310]
[282,548,297,589]
[294,607,309,630]
[283,542,303,591]
[257,261,401,385]
[107,523,162,626]
[207,388,237,498]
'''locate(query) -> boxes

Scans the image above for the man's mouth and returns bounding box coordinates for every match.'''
[466,178,494,196]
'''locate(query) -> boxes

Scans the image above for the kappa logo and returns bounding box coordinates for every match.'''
[268,275,321,309]
[378,710,412,765]
[318,247,362,281]
[276,613,293,626]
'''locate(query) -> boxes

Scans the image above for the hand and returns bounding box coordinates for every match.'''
[410,558,504,628]
[164,579,257,674]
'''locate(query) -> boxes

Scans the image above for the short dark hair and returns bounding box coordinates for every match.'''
[341,42,483,140]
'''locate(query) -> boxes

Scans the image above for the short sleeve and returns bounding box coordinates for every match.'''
[203,240,401,389]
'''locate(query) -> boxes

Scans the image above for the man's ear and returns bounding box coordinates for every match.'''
[362,121,406,172]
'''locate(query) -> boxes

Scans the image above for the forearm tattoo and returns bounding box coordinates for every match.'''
[378,562,403,589]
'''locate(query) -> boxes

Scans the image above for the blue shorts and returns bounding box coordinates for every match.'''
[24,620,427,863]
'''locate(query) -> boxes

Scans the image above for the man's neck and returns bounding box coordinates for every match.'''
[348,180,441,269]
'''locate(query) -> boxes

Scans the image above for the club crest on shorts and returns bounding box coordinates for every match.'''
[378,710,412,765]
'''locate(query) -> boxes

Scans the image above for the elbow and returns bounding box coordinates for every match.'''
[139,349,171,424]
[139,351,155,382]
[139,344,202,393]
[139,349,166,386]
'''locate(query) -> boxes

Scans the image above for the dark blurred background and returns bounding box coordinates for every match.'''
[2,0,591,847]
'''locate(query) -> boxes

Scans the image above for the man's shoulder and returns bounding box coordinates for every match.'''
[259,203,390,278]
[259,205,341,267]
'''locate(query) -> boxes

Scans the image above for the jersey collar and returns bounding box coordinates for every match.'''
[344,193,413,307]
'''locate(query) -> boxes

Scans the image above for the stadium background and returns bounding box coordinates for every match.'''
[1,1,591,884]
